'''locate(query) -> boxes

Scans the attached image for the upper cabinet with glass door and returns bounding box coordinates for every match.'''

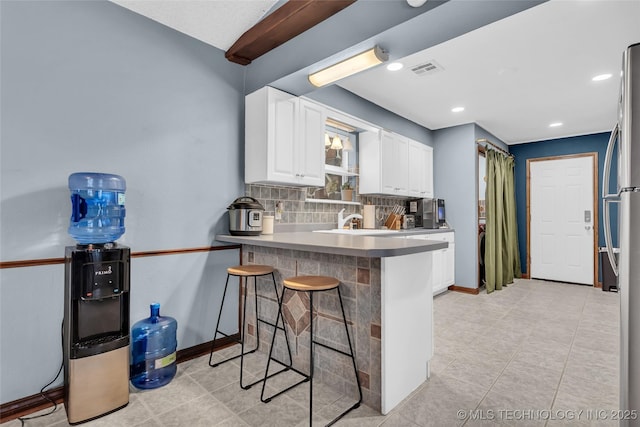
[245,86,325,186]
[306,109,380,204]
[308,118,360,202]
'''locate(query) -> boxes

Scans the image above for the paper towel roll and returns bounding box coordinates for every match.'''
[363,205,376,229]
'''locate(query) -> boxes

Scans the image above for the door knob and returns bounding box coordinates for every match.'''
[585,225,592,230]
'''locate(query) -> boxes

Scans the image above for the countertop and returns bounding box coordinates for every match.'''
[215,231,448,258]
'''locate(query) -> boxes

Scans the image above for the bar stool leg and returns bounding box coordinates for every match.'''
[327,287,363,426]
[211,270,294,391]
[308,291,314,427]
[209,273,258,368]
[261,287,310,403]
[240,272,293,390]
[237,274,256,388]
[262,284,362,426]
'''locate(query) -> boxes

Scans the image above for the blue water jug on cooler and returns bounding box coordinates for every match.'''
[130,303,177,389]
[68,172,126,244]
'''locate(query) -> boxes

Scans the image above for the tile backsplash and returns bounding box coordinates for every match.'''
[245,183,408,227]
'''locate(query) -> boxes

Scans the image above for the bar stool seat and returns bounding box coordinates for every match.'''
[228,264,274,276]
[261,275,362,426]
[209,264,293,390]
[283,275,339,291]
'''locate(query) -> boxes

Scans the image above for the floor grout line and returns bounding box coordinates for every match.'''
[542,286,588,427]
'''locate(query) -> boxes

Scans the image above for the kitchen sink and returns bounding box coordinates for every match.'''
[313,229,398,235]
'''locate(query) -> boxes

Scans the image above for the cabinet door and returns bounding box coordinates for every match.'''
[269,90,298,183]
[422,145,434,198]
[444,243,455,286]
[381,132,409,195]
[408,140,424,197]
[380,131,397,194]
[408,141,434,198]
[297,99,325,186]
[395,136,409,195]
[431,249,445,293]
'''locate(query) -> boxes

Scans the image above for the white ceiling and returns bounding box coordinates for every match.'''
[110,0,640,145]
[111,0,278,51]
[338,0,640,144]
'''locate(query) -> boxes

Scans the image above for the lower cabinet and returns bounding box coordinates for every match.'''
[406,232,455,295]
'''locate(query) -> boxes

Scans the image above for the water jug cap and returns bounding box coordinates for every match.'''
[69,172,126,191]
[150,302,160,317]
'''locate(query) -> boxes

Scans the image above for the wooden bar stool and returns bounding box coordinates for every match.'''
[209,264,292,389]
[260,275,362,426]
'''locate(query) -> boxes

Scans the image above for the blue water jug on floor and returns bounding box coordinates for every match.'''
[68,172,126,244]
[130,303,178,389]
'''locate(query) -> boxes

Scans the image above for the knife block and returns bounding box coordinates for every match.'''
[385,214,401,230]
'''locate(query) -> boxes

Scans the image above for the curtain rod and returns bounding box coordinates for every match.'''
[476,138,513,157]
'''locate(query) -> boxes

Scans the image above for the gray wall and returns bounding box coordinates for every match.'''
[433,124,477,288]
[0,0,243,404]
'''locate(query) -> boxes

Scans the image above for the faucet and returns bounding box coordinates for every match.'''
[338,208,363,229]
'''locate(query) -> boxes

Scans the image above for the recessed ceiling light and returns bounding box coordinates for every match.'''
[451,107,465,113]
[387,62,404,71]
[549,122,563,128]
[592,73,612,81]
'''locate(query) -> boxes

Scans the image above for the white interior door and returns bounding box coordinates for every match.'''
[530,156,595,285]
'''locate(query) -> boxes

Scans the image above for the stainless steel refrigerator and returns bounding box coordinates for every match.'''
[603,42,640,425]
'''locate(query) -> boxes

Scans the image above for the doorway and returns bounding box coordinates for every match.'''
[478,146,486,288]
[527,153,598,285]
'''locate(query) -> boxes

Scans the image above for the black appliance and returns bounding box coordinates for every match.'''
[63,243,130,424]
[407,198,446,229]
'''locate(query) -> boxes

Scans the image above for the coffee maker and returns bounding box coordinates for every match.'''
[407,198,446,229]
[63,243,130,424]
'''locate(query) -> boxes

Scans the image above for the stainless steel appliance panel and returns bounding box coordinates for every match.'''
[602,42,640,425]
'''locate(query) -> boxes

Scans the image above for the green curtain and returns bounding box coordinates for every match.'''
[485,149,521,293]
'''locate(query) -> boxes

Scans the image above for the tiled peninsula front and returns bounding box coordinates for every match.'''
[216,233,447,414]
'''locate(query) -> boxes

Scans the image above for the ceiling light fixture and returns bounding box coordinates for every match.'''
[592,73,612,81]
[451,107,465,113]
[308,46,389,87]
[549,122,563,128]
[387,62,404,71]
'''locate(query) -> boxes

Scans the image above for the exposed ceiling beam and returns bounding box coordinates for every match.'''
[225,0,356,65]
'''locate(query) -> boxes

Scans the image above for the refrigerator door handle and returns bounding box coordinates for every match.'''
[602,123,619,276]
[603,123,619,199]
[603,198,619,276]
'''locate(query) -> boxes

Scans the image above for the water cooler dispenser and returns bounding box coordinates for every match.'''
[63,173,130,424]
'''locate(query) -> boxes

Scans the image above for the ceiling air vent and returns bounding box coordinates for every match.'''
[410,60,444,76]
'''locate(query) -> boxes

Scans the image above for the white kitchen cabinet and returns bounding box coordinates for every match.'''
[360,130,431,197]
[381,131,409,195]
[406,231,455,295]
[245,86,325,186]
[408,139,434,198]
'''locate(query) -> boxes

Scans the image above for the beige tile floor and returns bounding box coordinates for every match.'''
[9,279,620,426]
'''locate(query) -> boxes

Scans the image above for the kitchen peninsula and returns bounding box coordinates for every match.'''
[215,231,447,414]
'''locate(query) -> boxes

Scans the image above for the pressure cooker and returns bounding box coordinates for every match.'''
[228,196,264,236]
